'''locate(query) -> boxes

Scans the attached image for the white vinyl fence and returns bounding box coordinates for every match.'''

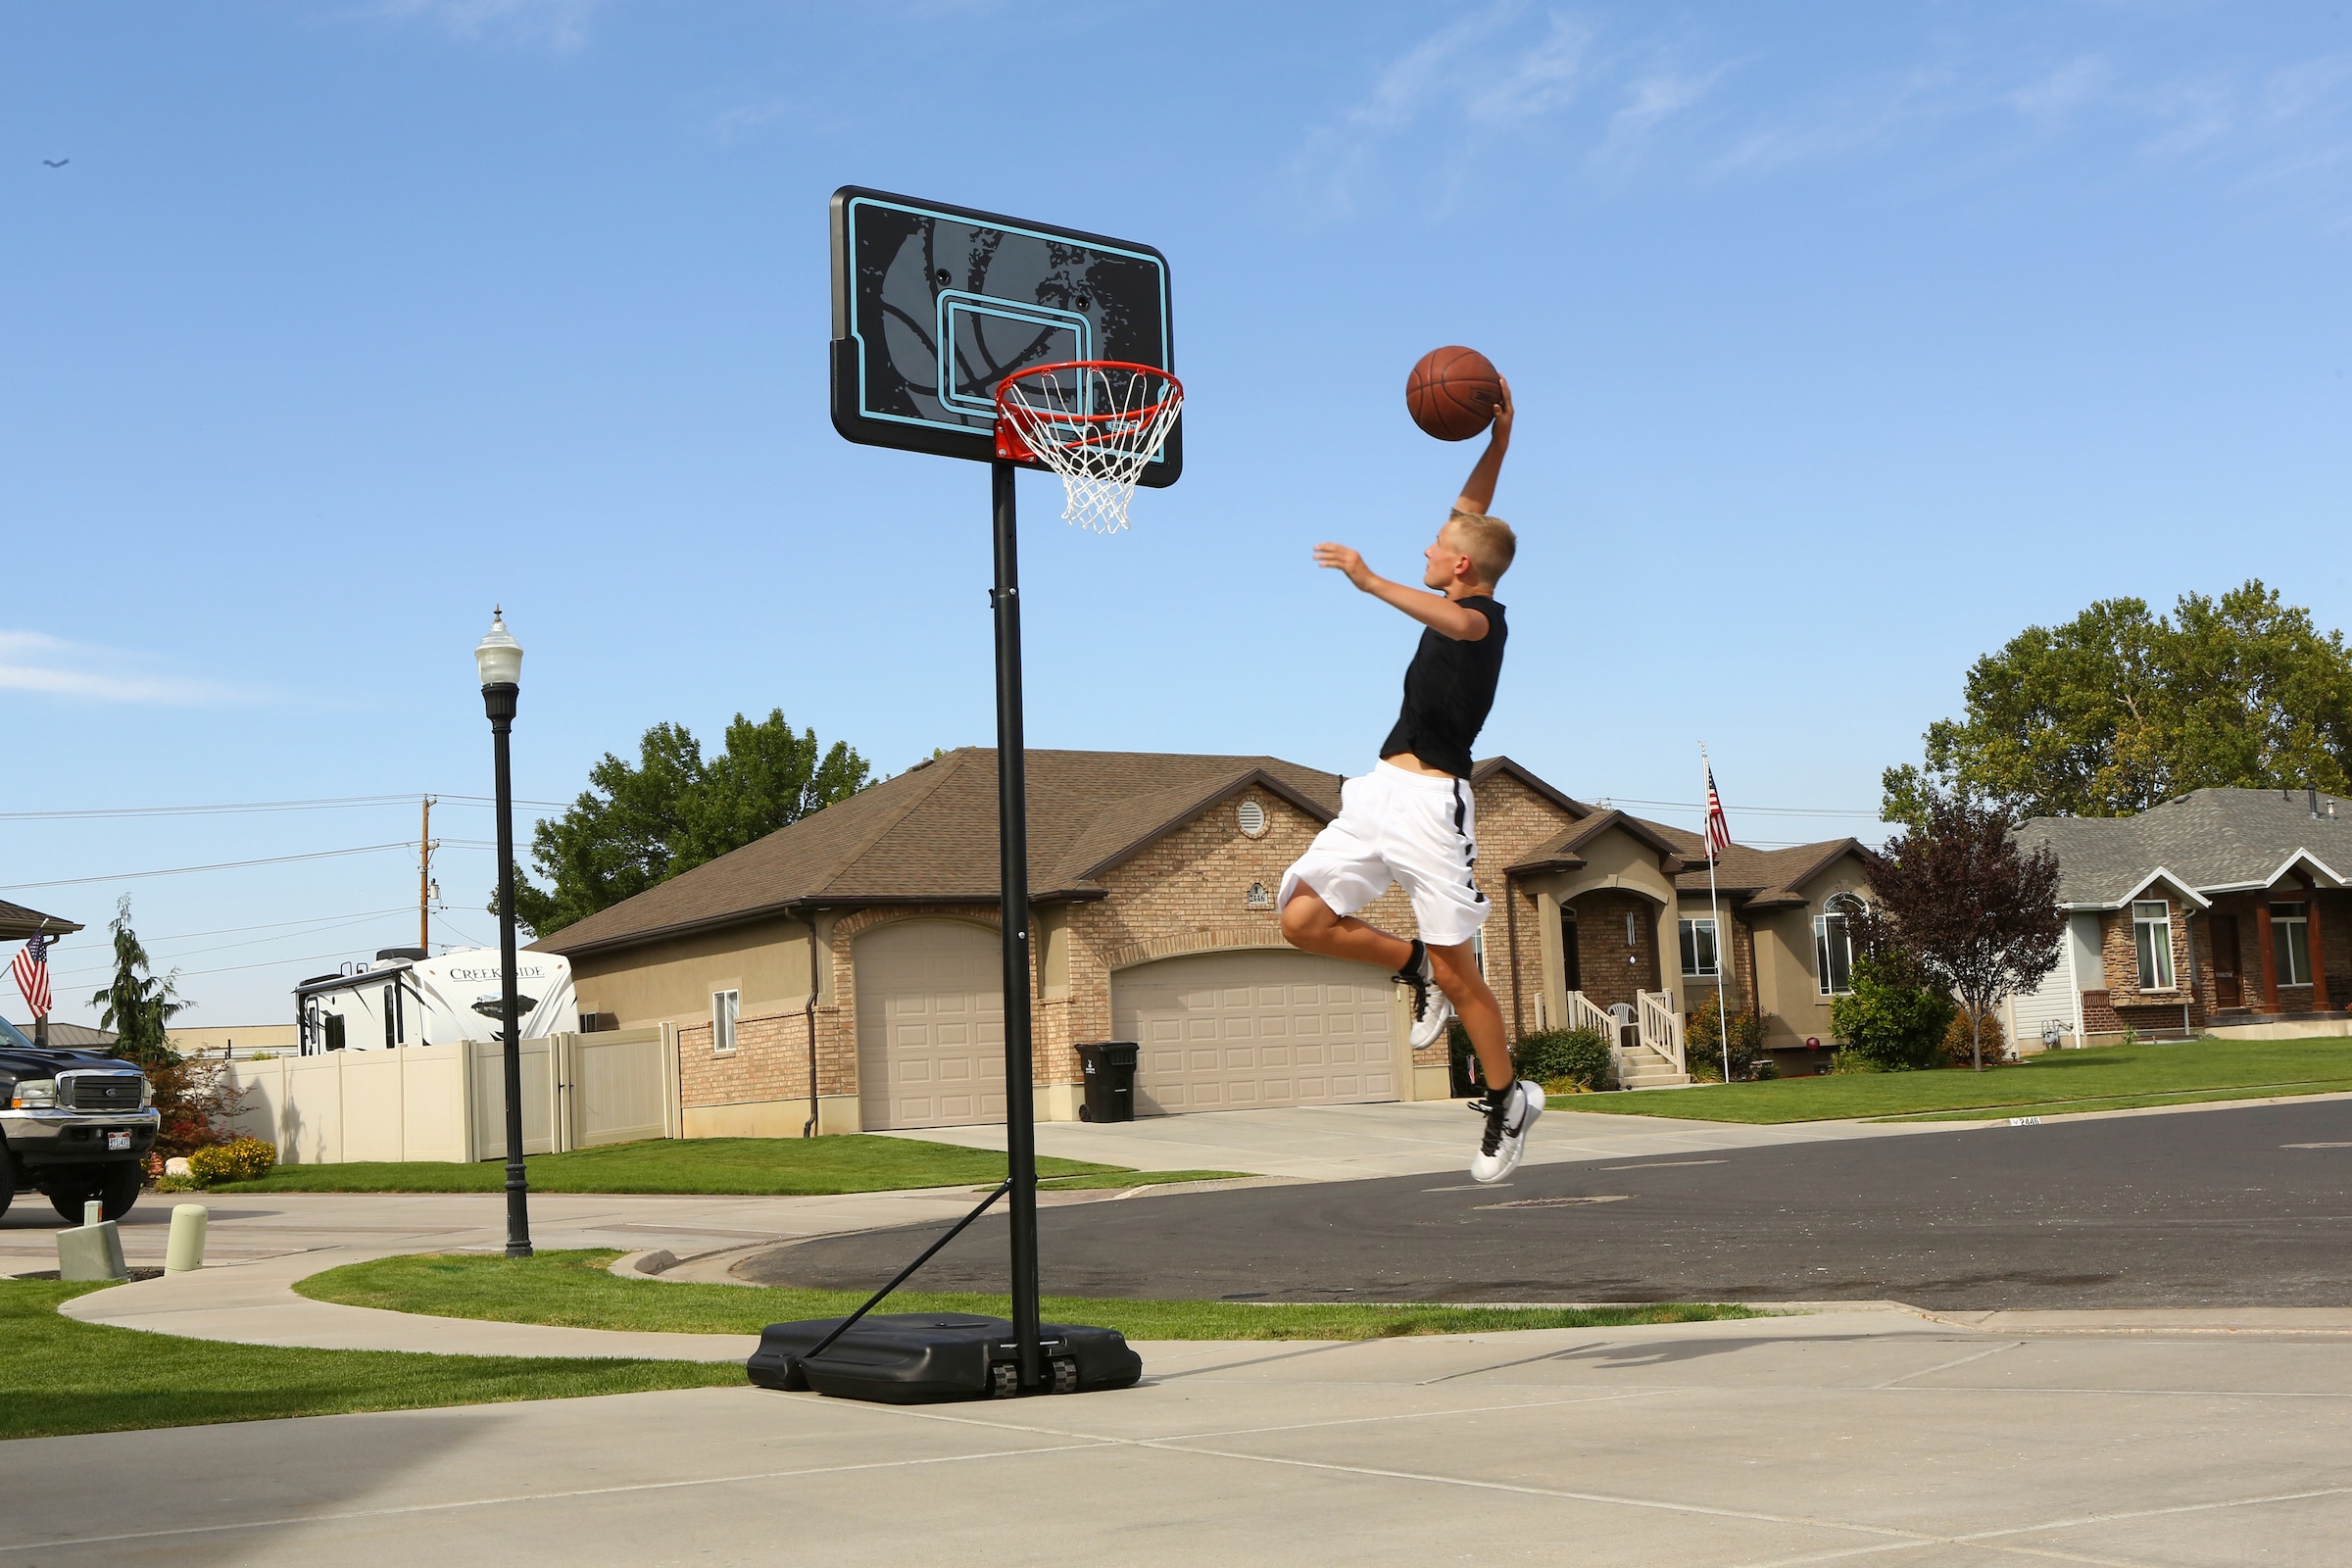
[225,1026,679,1164]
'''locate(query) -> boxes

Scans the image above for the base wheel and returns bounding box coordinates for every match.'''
[990,1363,1020,1398]
[1051,1357,1080,1395]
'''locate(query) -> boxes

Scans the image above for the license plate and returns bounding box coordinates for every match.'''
[107,1131,131,1151]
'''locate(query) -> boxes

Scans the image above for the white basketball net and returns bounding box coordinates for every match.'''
[996,362,1183,535]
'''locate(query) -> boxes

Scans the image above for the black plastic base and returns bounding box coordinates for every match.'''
[746,1313,1143,1404]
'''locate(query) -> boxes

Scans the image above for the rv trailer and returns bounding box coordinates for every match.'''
[296,947,578,1054]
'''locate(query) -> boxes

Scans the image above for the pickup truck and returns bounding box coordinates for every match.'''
[0,1026,159,1222]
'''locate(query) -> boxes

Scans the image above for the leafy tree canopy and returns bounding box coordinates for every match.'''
[506,710,870,938]
[91,896,186,1070]
[1884,579,2352,824]
[1861,791,2066,1071]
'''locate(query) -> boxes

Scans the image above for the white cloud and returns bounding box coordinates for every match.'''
[0,631,255,707]
[2010,55,2111,126]
[373,0,602,51]
[1469,16,1595,127]
[1596,63,1732,160]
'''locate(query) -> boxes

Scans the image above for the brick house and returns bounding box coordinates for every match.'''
[2006,788,2351,1048]
[532,749,1880,1134]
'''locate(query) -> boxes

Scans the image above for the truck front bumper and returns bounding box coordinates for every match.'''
[3,1108,162,1169]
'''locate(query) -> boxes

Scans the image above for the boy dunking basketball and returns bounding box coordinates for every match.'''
[1277,382,1536,1182]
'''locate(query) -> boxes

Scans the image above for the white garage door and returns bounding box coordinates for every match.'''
[855,920,1004,1130]
[1113,950,1396,1115]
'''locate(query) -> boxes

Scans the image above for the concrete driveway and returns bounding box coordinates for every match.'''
[884,1095,1979,1181]
[11,1306,2352,1567]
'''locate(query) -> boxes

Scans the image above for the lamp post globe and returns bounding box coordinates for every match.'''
[476,606,532,1259]
[474,608,523,689]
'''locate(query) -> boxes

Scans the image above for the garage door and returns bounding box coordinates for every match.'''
[855,920,1004,1130]
[1113,950,1396,1115]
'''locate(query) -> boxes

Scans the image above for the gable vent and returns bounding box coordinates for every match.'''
[1237,800,1267,838]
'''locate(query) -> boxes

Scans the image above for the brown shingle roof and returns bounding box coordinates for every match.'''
[533,749,1346,956]
[0,900,82,941]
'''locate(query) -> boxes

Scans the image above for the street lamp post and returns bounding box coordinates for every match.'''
[474,608,532,1260]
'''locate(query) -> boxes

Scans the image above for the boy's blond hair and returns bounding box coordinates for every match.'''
[1446,511,1517,587]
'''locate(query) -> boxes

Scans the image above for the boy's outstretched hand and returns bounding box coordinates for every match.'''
[1313,541,1375,590]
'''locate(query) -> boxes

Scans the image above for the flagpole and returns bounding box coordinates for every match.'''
[1702,748,1729,1083]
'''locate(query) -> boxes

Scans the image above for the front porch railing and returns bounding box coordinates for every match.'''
[1637,991,1686,1075]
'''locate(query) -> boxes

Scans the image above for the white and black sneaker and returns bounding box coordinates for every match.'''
[1469,1080,1544,1183]
[1395,939,1454,1051]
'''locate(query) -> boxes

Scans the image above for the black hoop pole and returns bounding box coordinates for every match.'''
[798,1179,1011,1367]
[991,457,1046,1392]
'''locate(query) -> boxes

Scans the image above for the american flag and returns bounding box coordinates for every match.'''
[1702,757,1733,859]
[12,930,51,1018]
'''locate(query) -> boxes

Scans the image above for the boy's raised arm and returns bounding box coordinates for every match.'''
[1451,376,1513,516]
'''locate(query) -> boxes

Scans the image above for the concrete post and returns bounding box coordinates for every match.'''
[165,1204,208,1274]
[2255,902,2280,1013]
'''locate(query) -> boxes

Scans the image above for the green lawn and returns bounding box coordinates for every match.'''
[301,1250,1759,1342]
[210,1135,1250,1197]
[1557,1037,2352,1124]
[0,1277,737,1442]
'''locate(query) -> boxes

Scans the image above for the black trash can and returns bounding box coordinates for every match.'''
[1075,1041,1139,1123]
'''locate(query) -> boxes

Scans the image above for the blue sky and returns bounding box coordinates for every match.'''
[4,1,2347,1028]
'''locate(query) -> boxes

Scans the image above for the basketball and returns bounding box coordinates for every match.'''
[1405,346,1503,441]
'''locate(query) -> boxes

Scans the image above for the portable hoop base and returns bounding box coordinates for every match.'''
[748,1314,1143,1404]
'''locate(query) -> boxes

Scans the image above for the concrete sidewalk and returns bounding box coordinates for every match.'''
[15,1304,2352,1567]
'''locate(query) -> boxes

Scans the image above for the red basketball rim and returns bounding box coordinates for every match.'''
[994,360,1183,440]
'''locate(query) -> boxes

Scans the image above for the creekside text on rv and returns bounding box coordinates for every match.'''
[296,947,579,1054]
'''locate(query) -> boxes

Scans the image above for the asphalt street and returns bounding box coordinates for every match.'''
[744,1098,2352,1310]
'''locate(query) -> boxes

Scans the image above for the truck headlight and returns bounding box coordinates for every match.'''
[10,1079,56,1109]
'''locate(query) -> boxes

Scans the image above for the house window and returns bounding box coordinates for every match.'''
[1679,918,1720,978]
[1814,897,1860,996]
[711,990,741,1054]
[2271,904,2311,986]
[2132,901,2176,990]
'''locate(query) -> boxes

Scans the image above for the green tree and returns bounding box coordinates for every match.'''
[506,710,869,937]
[1884,580,2352,824]
[89,896,186,1070]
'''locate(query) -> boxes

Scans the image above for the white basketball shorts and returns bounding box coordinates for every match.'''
[1278,761,1491,948]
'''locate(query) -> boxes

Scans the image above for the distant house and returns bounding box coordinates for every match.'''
[533,748,1880,1135]
[2009,788,2349,1047]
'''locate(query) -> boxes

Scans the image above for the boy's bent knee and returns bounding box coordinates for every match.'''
[1280,892,1334,946]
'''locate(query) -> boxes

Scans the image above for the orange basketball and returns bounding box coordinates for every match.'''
[1405,346,1502,441]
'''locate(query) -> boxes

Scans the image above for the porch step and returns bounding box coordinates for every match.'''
[1618,1061,1692,1089]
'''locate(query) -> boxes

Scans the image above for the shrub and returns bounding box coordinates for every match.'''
[1828,1047,1883,1074]
[187,1138,277,1185]
[1685,999,1768,1082]
[1513,1027,1614,1093]
[142,1054,254,1161]
[1943,1006,2009,1068]
[1828,955,1956,1071]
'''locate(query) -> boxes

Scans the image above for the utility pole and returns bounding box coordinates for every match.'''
[419,797,437,952]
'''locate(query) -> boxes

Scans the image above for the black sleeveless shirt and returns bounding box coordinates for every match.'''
[1379,596,1506,779]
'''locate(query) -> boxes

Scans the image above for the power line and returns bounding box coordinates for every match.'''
[0,791,571,822]
[53,909,414,981]
[46,906,412,948]
[0,843,416,892]
[1604,797,1884,819]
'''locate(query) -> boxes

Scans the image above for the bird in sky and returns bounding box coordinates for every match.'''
[43,159,68,168]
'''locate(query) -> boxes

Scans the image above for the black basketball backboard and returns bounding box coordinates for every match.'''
[829,187,1180,486]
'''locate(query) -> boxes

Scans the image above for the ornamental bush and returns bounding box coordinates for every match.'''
[1943,1006,2010,1068]
[1685,998,1768,1082]
[187,1138,277,1185]
[1514,1027,1615,1093]
[1828,956,1956,1071]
